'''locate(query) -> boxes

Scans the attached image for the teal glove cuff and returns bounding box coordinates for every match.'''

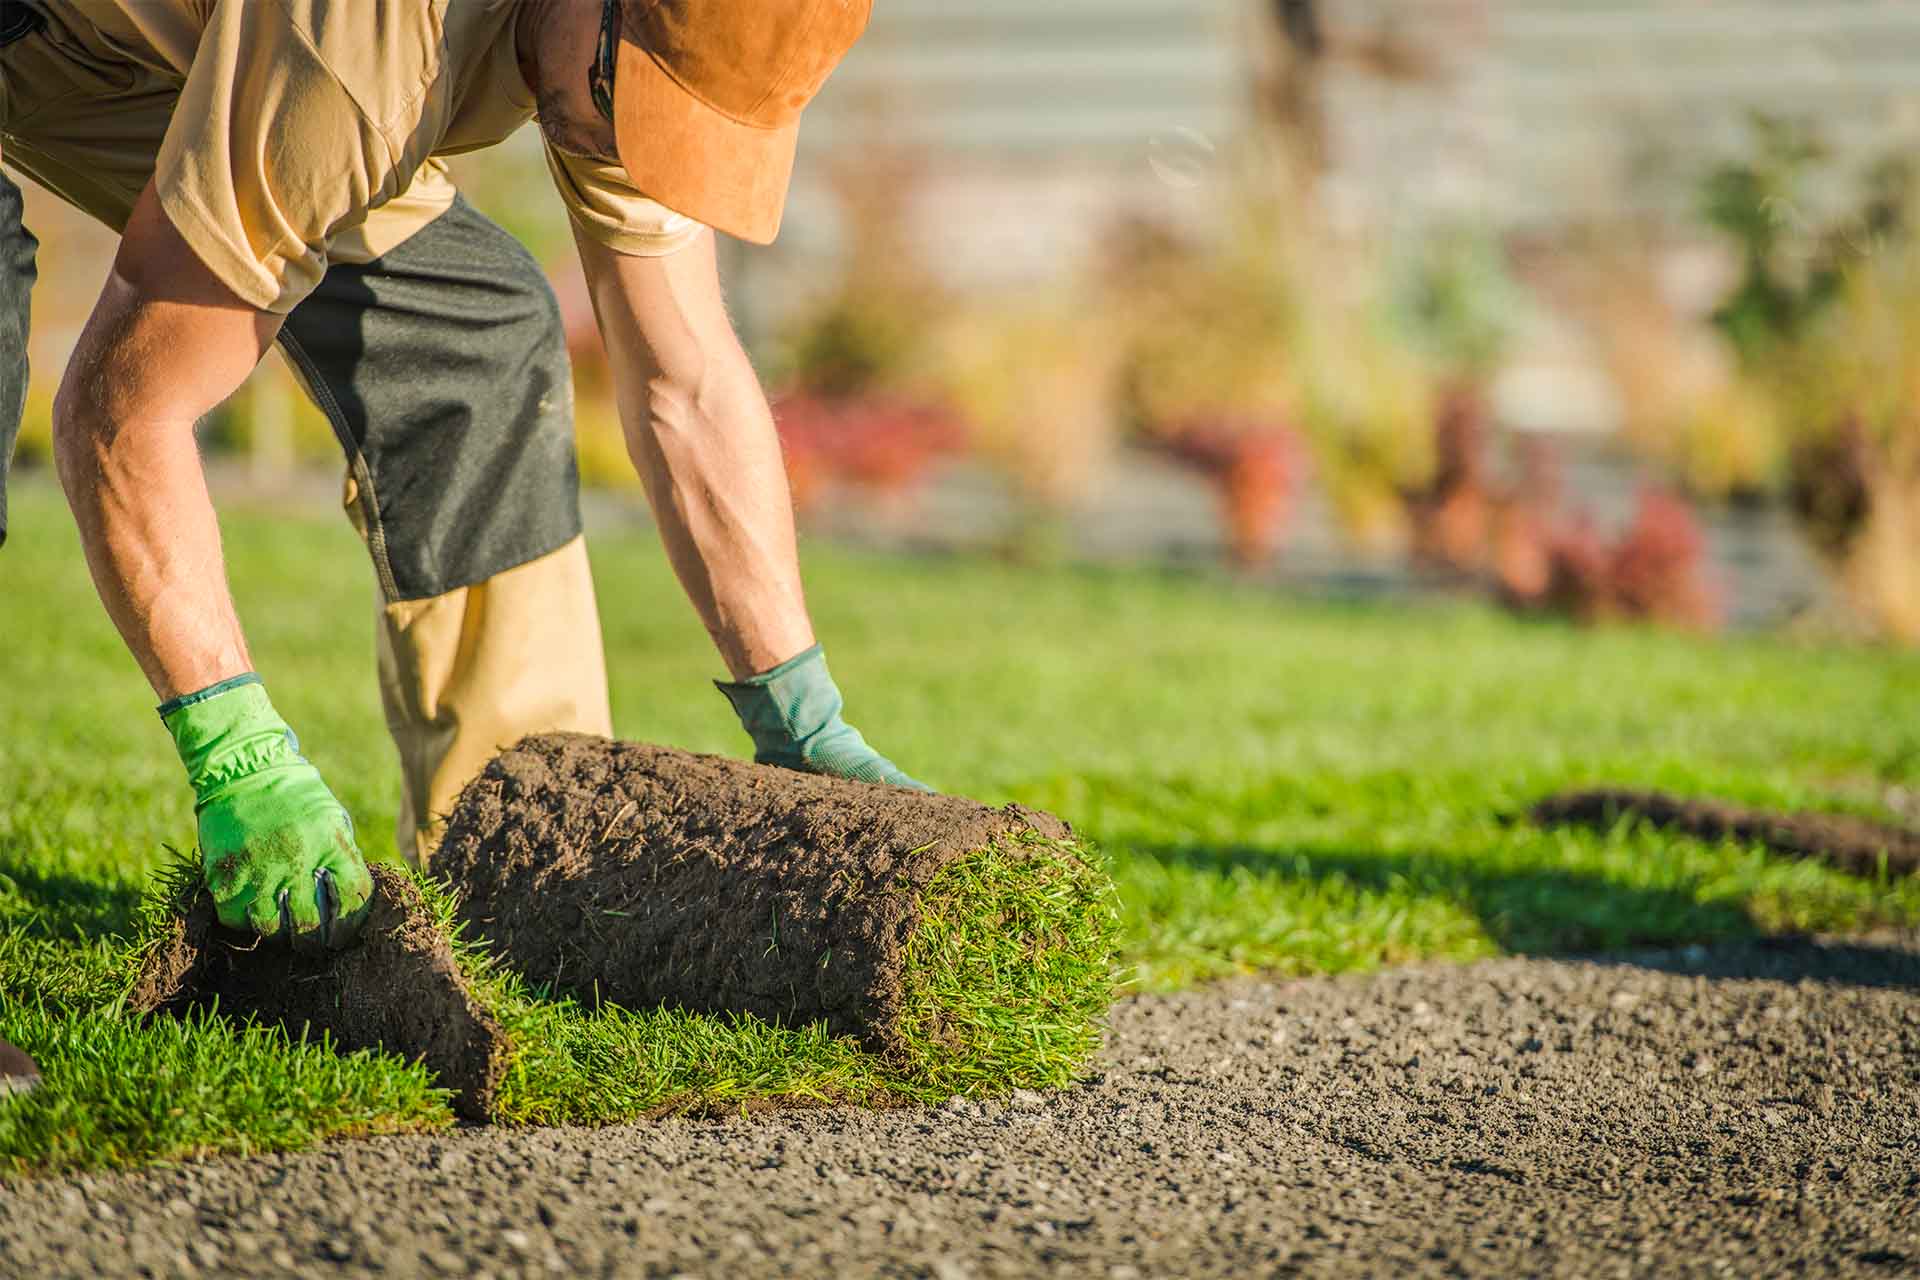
[717,645,930,791]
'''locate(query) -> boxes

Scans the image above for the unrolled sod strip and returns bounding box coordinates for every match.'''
[129,865,512,1121]
[435,734,1120,1092]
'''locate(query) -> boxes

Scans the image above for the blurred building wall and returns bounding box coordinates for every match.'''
[766,0,1920,280]
[733,0,1251,330]
[1481,0,1920,229]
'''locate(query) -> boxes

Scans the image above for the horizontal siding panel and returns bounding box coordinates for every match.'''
[801,106,1243,155]
[810,0,1245,156]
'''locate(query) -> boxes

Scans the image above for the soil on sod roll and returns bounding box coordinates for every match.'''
[1533,787,1920,877]
[433,734,1117,1090]
[129,865,509,1120]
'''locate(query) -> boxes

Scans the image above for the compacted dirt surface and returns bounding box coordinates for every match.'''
[4,932,1916,1279]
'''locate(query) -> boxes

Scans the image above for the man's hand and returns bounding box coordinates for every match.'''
[162,677,373,950]
[718,645,929,791]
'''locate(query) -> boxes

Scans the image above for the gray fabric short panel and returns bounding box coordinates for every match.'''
[0,168,39,550]
[277,194,582,603]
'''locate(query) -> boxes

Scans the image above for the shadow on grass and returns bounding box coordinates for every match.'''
[0,859,144,941]
[1589,935,1920,994]
[1144,841,1758,957]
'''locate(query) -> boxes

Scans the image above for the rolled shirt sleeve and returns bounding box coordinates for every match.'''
[152,0,441,313]
[544,143,706,258]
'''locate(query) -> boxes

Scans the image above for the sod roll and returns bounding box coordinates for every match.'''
[434,734,1119,1091]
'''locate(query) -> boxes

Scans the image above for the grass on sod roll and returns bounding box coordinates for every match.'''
[894,835,1123,1095]
[3,479,1919,1170]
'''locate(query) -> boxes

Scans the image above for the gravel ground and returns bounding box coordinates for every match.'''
[3,933,1916,1279]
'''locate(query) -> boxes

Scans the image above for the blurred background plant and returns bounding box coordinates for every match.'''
[1772,209,1920,642]
[928,293,1121,555]
[762,155,969,523]
[1683,115,1920,640]
[1105,190,1311,568]
[1382,223,1522,572]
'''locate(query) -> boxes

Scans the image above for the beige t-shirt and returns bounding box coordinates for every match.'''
[0,0,701,312]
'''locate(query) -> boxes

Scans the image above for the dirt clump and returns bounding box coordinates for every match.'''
[128,865,509,1120]
[1532,787,1920,876]
[433,734,1078,1057]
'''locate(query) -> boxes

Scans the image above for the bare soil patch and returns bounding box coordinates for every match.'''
[1533,787,1920,877]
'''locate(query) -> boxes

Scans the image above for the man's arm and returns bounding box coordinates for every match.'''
[574,226,927,790]
[53,182,373,946]
[571,226,815,680]
[53,184,275,699]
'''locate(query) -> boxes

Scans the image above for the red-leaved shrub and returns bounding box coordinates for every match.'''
[1158,419,1306,568]
[1607,490,1719,627]
[1402,385,1493,573]
[772,393,967,514]
[1500,488,1720,629]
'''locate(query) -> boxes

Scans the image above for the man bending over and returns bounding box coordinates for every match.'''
[0,0,919,953]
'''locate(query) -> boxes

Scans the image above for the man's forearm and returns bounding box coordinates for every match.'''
[53,188,281,700]
[576,228,814,679]
[55,366,249,701]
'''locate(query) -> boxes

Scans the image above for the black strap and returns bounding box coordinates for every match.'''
[589,0,621,125]
[0,2,46,50]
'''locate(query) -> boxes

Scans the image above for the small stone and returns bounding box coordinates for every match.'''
[501,1229,533,1253]
[321,1238,353,1262]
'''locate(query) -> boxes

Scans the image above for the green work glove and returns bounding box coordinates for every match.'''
[717,644,930,791]
[160,675,374,951]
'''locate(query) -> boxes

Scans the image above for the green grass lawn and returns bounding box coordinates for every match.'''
[3,477,1917,1171]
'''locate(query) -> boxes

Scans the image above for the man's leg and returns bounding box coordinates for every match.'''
[278,196,612,865]
[0,168,39,548]
[1,168,46,1095]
